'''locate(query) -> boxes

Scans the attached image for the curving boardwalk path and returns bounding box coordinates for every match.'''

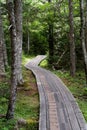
[25,55,87,130]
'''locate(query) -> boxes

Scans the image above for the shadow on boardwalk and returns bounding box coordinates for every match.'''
[25,55,87,130]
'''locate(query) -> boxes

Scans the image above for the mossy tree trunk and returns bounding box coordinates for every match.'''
[80,0,87,84]
[14,0,23,85]
[48,0,54,64]
[6,0,17,119]
[0,8,7,75]
[69,0,76,77]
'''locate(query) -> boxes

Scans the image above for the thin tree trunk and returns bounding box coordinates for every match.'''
[0,9,5,75]
[0,4,8,67]
[69,0,76,77]
[3,42,8,67]
[6,0,17,119]
[85,0,87,83]
[1,19,8,67]
[80,0,87,83]
[48,0,54,64]
[48,23,54,63]
[85,1,87,51]
[27,31,30,54]
[14,0,23,85]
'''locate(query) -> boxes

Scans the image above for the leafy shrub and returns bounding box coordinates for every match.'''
[83,88,87,96]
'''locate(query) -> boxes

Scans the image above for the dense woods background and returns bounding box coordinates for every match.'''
[0,0,87,129]
[0,0,86,72]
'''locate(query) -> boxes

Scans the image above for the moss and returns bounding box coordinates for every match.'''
[0,118,16,130]
[0,56,39,130]
[14,66,39,130]
[82,88,87,96]
[40,59,48,69]
[22,54,35,65]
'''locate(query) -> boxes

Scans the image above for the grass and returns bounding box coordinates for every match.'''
[40,59,87,122]
[0,55,39,130]
[22,53,35,65]
[15,67,39,130]
[39,59,48,69]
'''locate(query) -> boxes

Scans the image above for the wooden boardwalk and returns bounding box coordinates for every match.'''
[25,55,87,130]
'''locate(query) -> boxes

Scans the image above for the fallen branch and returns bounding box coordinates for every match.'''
[57,50,66,65]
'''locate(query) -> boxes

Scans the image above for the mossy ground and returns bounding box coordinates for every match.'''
[40,59,87,122]
[15,67,39,130]
[0,56,39,130]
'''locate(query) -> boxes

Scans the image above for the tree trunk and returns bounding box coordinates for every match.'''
[69,0,76,77]
[48,0,54,64]
[3,42,8,67]
[1,17,8,67]
[80,0,87,83]
[85,0,87,83]
[27,31,30,54]
[6,0,17,119]
[14,0,23,85]
[85,1,87,51]
[48,23,54,64]
[0,9,5,75]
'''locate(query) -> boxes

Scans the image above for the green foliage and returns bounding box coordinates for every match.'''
[0,82,9,98]
[22,52,35,65]
[21,0,84,70]
[0,81,10,115]
[15,67,39,130]
[26,119,38,130]
[40,59,48,68]
[1,3,11,65]
[0,119,16,130]
[15,92,39,119]
[29,32,48,55]
[0,58,39,130]
[83,87,87,96]
[1,0,84,68]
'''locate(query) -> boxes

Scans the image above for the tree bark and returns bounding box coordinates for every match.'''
[48,0,54,64]
[6,0,17,119]
[27,31,30,54]
[85,0,87,83]
[3,41,8,67]
[1,16,8,67]
[85,0,87,51]
[0,9,5,75]
[14,0,23,85]
[69,0,76,77]
[48,23,54,64]
[80,0,87,83]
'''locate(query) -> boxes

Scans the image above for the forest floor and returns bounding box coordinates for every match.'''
[0,55,87,130]
[0,56,39,130]
[40,59,87,122]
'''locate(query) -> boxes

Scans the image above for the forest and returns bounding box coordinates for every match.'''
[0,0,87,130]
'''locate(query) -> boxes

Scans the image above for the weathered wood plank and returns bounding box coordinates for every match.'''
[25,55,87,130]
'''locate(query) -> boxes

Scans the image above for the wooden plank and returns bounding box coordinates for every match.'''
[53,75,86,130]
[25,55,86,130]
[48,75,80,130]
[54,92,72,130]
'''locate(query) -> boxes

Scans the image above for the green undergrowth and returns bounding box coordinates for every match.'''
[39,59,48,69]
[22,54,35,65]
[15,67,39,130]
[0,55,39,130]
[40,59,87,122]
